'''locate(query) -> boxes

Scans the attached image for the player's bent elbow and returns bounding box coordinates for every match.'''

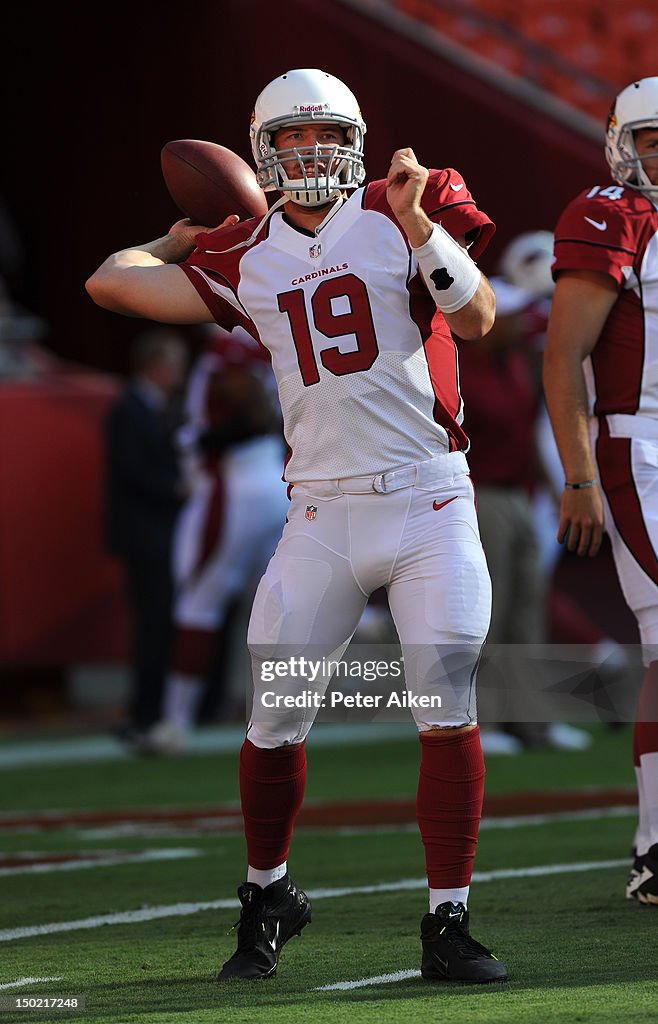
[86,270,111,307]
[85,271,131,314]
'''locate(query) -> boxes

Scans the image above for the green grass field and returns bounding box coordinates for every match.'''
[0,724,654,1024]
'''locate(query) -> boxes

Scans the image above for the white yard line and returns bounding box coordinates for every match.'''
[0,847,200,877]
[316,968,421,991]
[0,977,62,990]
[330,805,636,836]
[479,806,635,829]
[0,900,238,942]
[0,858,627,943]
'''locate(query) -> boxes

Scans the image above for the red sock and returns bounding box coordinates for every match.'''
[635,661,658,760]
[634,722,658,759]
[416,726,485,888]
[171,626,216,677]
[239,738,307,870]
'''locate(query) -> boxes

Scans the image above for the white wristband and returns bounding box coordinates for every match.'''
[412,223,481,313]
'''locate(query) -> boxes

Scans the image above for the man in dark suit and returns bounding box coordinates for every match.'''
[104,328,188,748]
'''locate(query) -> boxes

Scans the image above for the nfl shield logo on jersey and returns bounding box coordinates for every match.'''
[309,243,322,259]
[305,505,317,521]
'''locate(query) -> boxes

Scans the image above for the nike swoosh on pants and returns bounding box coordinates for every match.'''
[433,496,459,511]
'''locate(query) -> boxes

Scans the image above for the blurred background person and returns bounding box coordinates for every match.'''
[458,274,591,752]
[500,231,630,687]
[104,328,188,750]
[0,272,51,379]
[143,326,289,756]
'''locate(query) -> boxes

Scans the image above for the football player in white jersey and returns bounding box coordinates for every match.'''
[87,68,508,984]
[544,77,658,905]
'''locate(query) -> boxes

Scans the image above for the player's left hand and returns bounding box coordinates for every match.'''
[557,484,604,557]
[386,148,429,219]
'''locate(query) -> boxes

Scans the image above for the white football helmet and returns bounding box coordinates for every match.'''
[499,231,555,299]
[605,77,658,199]
[250,68,366,207]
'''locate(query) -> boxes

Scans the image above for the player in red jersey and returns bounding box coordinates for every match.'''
[86,68,508,984]
[544,77,658,904]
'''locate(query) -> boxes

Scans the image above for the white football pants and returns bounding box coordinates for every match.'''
[246,452,492,747]
[596,418,658,664]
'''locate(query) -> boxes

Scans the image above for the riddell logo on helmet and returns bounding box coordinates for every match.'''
[297,104,327,113]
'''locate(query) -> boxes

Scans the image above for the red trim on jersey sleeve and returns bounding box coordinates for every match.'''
[421,168,495,260]
[177,264,265,351]
[179,215,271,347]
[194,217,264,263]
[553,192,638,287]
[362,170,495,259]
[186,222,257,291]
[177,264,241,324]
[362,179,395,217]
[596,424,658,586]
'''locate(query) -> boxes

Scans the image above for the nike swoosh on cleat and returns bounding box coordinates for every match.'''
[584,216,607,231]
[433,496,459,511]
[449,182,464,191]
[432,954,450,973]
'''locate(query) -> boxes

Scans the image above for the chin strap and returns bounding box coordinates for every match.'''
[313,191,345,234]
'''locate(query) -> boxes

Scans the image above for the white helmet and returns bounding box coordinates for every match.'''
[605,77,658,199]
[250,68,366,207]
[499,230,555,299]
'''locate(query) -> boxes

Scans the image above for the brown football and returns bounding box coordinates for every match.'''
[160,139,268,226]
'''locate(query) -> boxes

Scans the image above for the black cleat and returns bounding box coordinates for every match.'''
[635,844,658,906]
[218,874,311,980]
[626,848,646,902]
[421,901,508,984]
